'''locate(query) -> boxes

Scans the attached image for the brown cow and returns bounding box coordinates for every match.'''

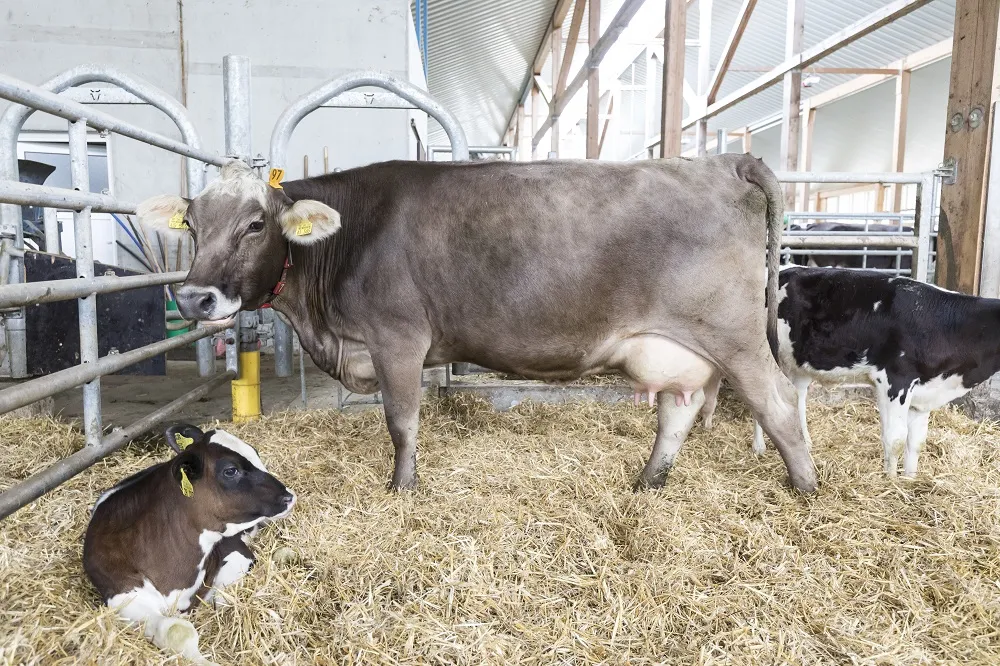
[138,155,817,493]
[83,424,295,664]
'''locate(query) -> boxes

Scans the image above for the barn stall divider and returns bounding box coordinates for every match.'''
[0,56,470,520]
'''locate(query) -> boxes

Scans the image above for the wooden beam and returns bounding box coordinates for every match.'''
[557,0,587,96]
[532,0,576,75]
[533,0,647,148]
[806,39,951,108]
[742,125,752,153]
[598,93,616,156]
[937,0,1000,293]
[707,0,757,104]
[780,0,805,209]
[695,0,713,155]
[659,0,687,157]
[534,75,552,105]
[587,0,601,159]
[798,103,816,209]
[531,84,540,160]
[730,66,900,75]
[685,0,935,128]
[551,32,562,156]
[891,69,911,210]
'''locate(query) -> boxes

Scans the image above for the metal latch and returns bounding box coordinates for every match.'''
[934,158,957,186]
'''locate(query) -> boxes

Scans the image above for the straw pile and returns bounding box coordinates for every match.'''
[2,392,1000,665]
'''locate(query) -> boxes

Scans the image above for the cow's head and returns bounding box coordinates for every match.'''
[137,160,341,321]
[165,423,295,535]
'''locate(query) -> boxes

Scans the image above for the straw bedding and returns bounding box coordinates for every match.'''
[2,392,1000,665]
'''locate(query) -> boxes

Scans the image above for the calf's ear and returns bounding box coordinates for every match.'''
[136,194,191,236]
[165,423,205,454]
[279,200,341,245]
[172,451,204,497]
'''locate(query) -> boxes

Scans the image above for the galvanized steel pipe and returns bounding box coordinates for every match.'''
[0,270,187,310]
[781,235,919,248]
[0,321,229,416]
[0,370,236,521]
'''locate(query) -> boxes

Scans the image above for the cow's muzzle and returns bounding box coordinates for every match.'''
[176,285,242,321]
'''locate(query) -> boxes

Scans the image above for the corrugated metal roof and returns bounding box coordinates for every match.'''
[423,0,955,149]
[420,0,558,147]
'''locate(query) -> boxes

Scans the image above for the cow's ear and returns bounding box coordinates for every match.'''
[165,423,205,454]
[279,200,341,245]
[136,194,191,236]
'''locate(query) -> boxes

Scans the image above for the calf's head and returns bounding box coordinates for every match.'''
[137,160,341,321]
[164,423,295,535]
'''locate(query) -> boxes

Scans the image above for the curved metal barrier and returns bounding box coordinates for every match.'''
[0,67,235,520]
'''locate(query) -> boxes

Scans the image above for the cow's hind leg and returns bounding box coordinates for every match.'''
[634,387,704,491]
[371,348,426,491]
[719,349,817,492]
[700,371,722,430]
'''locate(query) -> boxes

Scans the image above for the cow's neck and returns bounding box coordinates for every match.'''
[270,241,345,378]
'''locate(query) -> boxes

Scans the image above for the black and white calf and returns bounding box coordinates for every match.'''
[83,424,295,665]
[709,265,999,477]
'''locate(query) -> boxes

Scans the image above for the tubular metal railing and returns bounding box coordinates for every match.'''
[0,65,239,520]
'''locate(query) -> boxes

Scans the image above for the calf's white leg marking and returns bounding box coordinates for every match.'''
[903,409,931,478]
[204,550,254,608]
[108,582,215,665]
[875,374,912,477]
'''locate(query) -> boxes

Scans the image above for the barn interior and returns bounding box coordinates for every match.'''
[2,0,1000,664]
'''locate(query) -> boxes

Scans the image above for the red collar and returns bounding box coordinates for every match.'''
[260,254,292,309]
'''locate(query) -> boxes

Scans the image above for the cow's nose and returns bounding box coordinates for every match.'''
[280,491,295,507]
[176,285,217,320]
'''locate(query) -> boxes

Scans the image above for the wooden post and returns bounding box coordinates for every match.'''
[515,104,525,160]
[741,125,752,153]
[531,84,540,160]
[798,103,815,210]
[695,0,712,156]
[644,48,657,148]
[598,92,616,156]
[780,0,805,209]
[891,69,911,210]
[659,0,686,158]
[587,0,601,158]
[551,33,562,156]
[937,0,1000,293]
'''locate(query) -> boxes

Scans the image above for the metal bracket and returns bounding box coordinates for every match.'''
[935,159,957,186]
[251,154,268,171]
[968,106,985,131]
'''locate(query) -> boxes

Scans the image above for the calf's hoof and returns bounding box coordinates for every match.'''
[632,468,669,492]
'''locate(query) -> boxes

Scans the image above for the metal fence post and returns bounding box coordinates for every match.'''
[68,119,102,446]
[223,54,259,422]
[914,173,934,284]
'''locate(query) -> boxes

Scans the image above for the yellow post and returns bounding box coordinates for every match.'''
[231,350,261,422]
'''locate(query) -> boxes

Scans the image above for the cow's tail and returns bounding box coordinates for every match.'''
[738,156,784,361]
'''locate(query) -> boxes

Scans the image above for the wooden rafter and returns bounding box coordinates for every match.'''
[684,0,935,129]
[557,0,587,96]
[707,0,757,104]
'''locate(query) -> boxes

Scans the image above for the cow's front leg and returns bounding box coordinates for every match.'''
[634,387,704,491]
[372,350,425,491]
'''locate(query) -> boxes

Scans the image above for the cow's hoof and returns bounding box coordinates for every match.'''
[632,469,669,492]
[788,472,818,494]
[387,476,418,492]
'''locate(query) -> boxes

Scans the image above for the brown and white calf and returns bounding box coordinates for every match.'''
[83,424,295,665]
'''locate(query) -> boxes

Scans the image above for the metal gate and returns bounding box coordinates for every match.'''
[0,57,470,519]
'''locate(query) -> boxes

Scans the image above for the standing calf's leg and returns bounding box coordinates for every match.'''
[372,350,426,491]
[875,383,911,477]
[903,409,931,478]
[634,388,704,490]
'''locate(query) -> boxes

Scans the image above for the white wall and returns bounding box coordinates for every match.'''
[0,0,427,273]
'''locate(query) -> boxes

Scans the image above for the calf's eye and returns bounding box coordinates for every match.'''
[248,220,265,233]
[223,466,239,478]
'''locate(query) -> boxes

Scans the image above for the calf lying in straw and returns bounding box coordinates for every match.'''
[698,265,1000,477]
[83,424,295,665]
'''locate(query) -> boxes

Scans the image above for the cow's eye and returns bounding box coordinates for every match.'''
[223,466,240,478]
[248,220,265,233]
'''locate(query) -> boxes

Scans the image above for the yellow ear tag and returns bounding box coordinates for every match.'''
[180,468,194,498]
[175,434,194,449]
[269,168,285,189]
[294,219,313,237]
[168,212,189,230]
